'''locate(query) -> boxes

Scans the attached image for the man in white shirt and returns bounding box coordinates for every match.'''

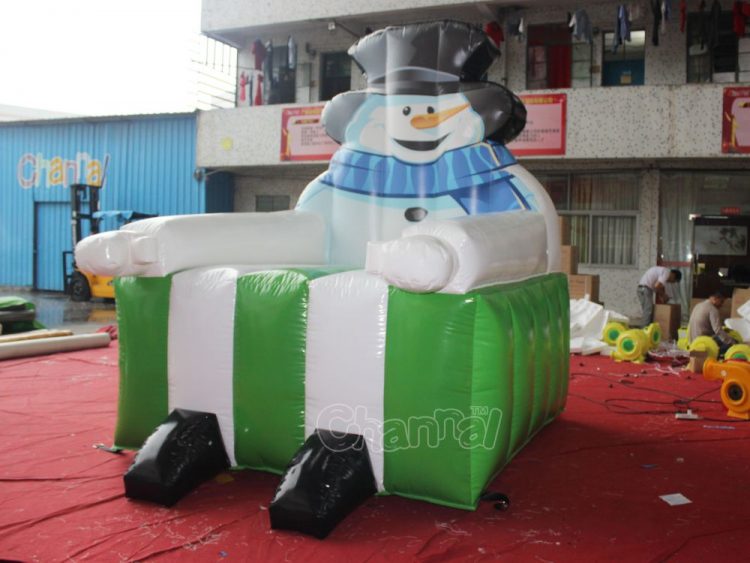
[637,266,682,325]
[689,292,736,355]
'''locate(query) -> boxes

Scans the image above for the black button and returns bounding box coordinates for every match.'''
[404,207,428,222]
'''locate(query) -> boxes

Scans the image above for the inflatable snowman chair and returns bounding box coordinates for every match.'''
[76,21,569,538]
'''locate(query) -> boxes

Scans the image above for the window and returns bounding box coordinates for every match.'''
[268,46,296,104]
[538,173,640,266]
[256,195,290,212]
[687,12,744,83]
[602,30,646,86]
[659,171,750,315]
[320,52,351,101]
[660,172,750,263]
[527,24,592,89]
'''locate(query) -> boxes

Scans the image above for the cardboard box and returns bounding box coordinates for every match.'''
[568,274,599,302]
[687,350,708,374]
[654,303,681,341]
[731,288,750,319]
[560,245,578,275]
[559,216,571,246]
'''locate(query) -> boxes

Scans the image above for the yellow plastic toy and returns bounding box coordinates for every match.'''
[602,322,627,346]
[688,335,720,360]
[703,358,750,420]
[610,324,662,363]
[644,323,662,350]
[725,344,750,361]
[727,329,744,344]
[677,326,689,351]
[612,329,650,363]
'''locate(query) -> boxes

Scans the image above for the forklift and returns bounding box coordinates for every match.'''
[63,160,155,301]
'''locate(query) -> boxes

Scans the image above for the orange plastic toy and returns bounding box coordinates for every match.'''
[703,358,750,420]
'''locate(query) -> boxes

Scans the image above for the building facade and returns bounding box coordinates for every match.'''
[0,113,233,291]
[196,0,750,318]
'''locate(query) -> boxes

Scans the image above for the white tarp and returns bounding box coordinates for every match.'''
[569,298,630,355]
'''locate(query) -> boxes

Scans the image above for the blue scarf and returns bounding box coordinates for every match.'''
[319,141,530,214]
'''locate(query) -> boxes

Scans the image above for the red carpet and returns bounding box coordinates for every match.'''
[2,344,750,561]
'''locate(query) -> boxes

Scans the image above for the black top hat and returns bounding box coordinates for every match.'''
[349,20,498,94]
[323,21,526,145]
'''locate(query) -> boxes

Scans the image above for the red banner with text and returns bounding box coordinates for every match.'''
[722,87,750,154]
[281,95,567,161]
[280,105,339,161]
[508,93,567,156]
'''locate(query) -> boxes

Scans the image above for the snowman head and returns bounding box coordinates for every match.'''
[322,21,527,157]
[343,93,485,164]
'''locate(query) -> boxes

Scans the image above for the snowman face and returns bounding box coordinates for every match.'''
[344,93,486,164]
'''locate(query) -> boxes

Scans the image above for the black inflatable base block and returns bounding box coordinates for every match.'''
[270,429,377,539]
[124,409,230,507]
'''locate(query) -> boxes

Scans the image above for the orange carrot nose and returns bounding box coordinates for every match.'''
[410,103,470,129]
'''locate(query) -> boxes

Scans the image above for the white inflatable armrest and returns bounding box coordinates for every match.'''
[75,210,327,277]
[365,235,456,293]
[366,210,548,294]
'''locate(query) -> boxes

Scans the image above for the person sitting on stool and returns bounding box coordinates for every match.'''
[688,292,736,356]
[637,266,682,325]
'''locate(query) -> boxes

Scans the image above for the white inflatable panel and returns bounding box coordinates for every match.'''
[75,211,327,277]
[304,271,389,491]
[570,298,607,340]
[168,266,267,466]
[739,299,750,322]
[367,210,548,294]
[726,318,750,342]
[504,164,562,273]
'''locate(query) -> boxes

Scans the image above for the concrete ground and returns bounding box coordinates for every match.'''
[0,288,116,334]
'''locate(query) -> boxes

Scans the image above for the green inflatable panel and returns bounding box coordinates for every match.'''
[111,270,569,510]
[113,276,172,449]
[383,273,568,509]
[233,267,349,473]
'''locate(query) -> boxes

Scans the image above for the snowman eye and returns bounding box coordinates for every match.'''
[427,106,435,114]
[402,106,411,116]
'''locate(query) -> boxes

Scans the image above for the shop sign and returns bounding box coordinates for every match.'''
[280,105,339,161]
[17,152,106,189]
[508,93,567,156]
[722,87,750,154]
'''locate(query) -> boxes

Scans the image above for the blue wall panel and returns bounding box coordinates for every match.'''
[0,113,229,289]
[34,202,69,291]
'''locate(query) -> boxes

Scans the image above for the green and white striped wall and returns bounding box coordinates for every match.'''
[113,268,569,510]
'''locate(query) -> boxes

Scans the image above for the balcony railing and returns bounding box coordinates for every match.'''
[197,83,741,168]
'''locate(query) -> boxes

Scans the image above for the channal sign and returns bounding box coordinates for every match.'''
[17,152,107,189]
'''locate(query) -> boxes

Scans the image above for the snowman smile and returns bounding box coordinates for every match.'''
[393,134,449,151]
[348,95,484,164]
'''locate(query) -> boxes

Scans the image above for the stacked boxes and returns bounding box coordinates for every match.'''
[654,303,681,340]
[560,245,578,275]
[560,217,600,302]
[559,216,571,245]
[568,274,600,302]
